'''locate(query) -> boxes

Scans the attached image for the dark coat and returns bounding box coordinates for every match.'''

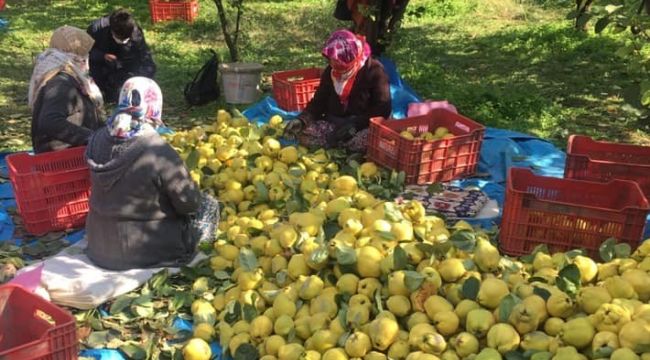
[300,58,391,130]
[31,72,103,154]
[87,16,156,97]
[85,127,200,270]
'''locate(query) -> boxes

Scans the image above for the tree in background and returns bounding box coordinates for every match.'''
[572,0,650,107]
[212,0,244,62]
[337,0,410,56]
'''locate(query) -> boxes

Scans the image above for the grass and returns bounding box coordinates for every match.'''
[0,0,648,152]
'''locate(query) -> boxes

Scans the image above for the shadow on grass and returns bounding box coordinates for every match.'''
[389,22,646,145]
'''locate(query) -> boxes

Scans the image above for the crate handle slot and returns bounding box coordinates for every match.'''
[454,121,470,133]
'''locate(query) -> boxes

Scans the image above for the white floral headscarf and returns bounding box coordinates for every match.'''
[107,77,163,138]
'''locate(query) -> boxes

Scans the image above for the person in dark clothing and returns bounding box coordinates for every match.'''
[284,29,391,152]
[29,25,104,154]
[335,0,410,56]
[85,77,218,270]
[87,9,156,103]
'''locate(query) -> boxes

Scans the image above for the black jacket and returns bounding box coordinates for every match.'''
[87,16,156,80]
[300,58,391,130]
[31,72,103,153]
[85,127,200,270]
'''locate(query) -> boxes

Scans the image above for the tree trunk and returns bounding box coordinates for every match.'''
[213,0,239,62]
[575,0,594,31]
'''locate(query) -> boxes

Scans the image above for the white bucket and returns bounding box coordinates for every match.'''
[219,62,264,104]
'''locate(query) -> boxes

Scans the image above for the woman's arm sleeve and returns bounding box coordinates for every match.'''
[35,79,93,146]
[159,145,201,216]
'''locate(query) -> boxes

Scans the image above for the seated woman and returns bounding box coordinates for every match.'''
[85,77,216,270]
[284,29,391,152]
[29,26,104,153]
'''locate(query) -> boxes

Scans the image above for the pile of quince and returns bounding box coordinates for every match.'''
[400,127,452,141]
[171,110,650,360]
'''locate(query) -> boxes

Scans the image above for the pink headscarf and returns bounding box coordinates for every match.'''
[322,29,371,107]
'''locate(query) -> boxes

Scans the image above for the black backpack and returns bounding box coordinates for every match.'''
[184,50,220,106]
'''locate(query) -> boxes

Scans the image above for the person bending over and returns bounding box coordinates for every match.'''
[85,77,218,270]
[284,29,391,152]
[29,25,104,153]
[87,9,156,102]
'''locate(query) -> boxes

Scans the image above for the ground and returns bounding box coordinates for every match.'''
[0,0,648,151]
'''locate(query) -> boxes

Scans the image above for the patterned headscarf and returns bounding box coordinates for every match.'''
[322,29,371,107]
[107,77,163,138]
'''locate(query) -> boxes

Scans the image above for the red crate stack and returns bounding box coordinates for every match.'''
[272,68,322,112]
[499,168,650,257]
[565,135,650,199]
[6,146,91,235]
[148,0,199,23]
[366,109,485,184]
[0,284,77,360]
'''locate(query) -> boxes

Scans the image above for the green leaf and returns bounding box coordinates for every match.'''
[614,243,631,258]
[87,330,112,348]
[238,247,258,272]
[557,264,581,296]
[242,304,257,322]
[224,301,242,324]
[599,237,617,262]
[336,245,357,265]
[393,246,408,271]
[184,149,200,170]
[503,350,526,360]
[374,289,384,312]
[110,295,133,315]
[532,286,552,301]
[450,229,476,252]
[592,346,614,359]
[595,16,611,33]
[498,294,521,323]
[642,90,650,107]
[149,269,169,292]
[254,182,269,203]
[214,270,231,281]
[308,246,330,268]
[416,243,436,257]
[171,292,191,311]
[234,343,259,360]
[564,249,584,260]
[120,343,147,360]
[461,277,480,300]
[404,271,425,292]
[323,222,342,241]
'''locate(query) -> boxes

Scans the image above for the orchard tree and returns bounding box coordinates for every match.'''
[572,0,650,106]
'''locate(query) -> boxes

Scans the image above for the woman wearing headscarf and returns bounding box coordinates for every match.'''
[284,29,391,152]
[29,25,104,153]
[85,77,217,270]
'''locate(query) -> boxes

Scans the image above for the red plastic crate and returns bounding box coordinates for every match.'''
[499,168,650,257]
[0,284,77,360]
[272,68,322,112]
[366,109,485,184]
[565,135,650,199]
[148,0,199,23]
[6,147,90,236]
